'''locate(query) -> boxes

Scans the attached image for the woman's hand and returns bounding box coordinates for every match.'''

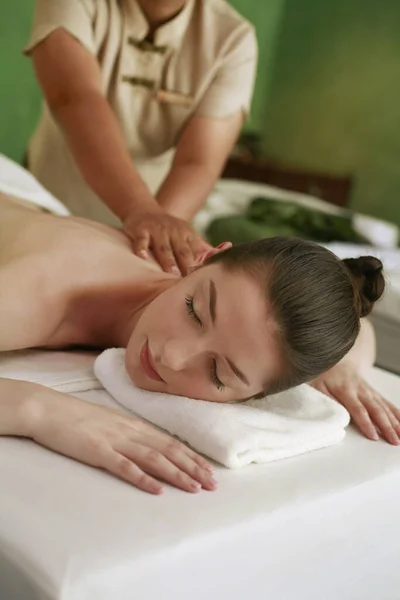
[28,387,217,494]
[312,362,400,445]
[123,204,209,276]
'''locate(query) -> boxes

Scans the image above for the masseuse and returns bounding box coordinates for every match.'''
[25,0,257,274]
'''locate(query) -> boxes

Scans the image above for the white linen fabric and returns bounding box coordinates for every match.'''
[94,348,350,468]
[0,349,100,393]
[0,153,70,215]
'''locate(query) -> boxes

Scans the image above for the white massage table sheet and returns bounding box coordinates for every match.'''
[1,352,400,600]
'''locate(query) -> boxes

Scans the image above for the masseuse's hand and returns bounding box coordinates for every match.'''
[123,203,209,276]
[30,387,217,494]
[312,362,400,445]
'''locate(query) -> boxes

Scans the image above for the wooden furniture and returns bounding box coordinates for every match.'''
[222,155,353,208]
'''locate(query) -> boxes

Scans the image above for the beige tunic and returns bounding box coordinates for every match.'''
[25,0,257,224]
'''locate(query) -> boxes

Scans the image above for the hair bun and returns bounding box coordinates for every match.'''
[342,256,385,318]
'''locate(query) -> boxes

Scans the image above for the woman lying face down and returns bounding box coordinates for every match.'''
[1,201,396,496]
[125,236,384,402]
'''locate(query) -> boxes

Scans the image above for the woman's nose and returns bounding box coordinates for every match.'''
[160,338,201,372]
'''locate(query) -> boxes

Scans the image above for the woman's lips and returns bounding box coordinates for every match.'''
[140,340,165,382]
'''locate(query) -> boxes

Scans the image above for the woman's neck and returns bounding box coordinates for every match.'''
[110,274,176,348]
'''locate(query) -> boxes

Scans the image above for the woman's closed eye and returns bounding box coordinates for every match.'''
[211,359,225,391]
[185,295,225,391]
[185,295,202,327]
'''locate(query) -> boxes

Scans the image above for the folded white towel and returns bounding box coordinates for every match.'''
[94,348,350,468]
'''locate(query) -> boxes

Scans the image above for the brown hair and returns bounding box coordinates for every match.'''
[206,237,384,395]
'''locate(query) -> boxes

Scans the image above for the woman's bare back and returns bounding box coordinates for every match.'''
[0,197,216,496]
[0,194,164,351]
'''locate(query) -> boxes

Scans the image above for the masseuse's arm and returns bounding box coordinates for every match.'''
[156,113,243,221]
[312,319,400,445]
[31,29,203,275]
[156,22,257,221]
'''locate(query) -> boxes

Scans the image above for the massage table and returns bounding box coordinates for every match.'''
[1,350,400,600]
[1,159,399,597]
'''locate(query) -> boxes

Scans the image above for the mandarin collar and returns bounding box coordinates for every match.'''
[125,0,195,49]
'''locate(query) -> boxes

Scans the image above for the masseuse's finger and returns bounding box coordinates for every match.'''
[122,442,207,493]
[152,233,180,274]
[171,236,196,276]
[132,231,151,260]
[101,448,165,494]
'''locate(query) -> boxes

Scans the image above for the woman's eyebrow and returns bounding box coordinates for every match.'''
[208,279,249,387]
[209,279,217,323]
[226,358,249,386]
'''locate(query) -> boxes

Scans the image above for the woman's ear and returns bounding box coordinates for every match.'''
[190,241,232,271]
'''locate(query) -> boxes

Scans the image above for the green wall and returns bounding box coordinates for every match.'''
[262,0,400,226]
[3,0,400,228]
[0,1,40,161]
[229,0,285,131]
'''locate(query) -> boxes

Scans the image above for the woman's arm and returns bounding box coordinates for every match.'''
[0,377,217,494]
[312,319,400,444]
[31,29,204,275]
[0,378,34,437]
[336,318,376,373]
